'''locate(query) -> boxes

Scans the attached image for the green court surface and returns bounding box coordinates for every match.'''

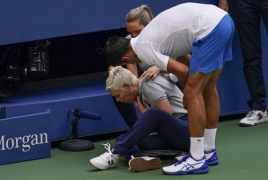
[1,118,268,180]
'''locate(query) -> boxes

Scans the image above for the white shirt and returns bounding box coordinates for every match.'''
[131,3,228,71]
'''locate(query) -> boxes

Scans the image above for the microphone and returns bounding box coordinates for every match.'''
[71,109,101,121]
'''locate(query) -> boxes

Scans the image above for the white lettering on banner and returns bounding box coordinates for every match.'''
[0,133,49,152]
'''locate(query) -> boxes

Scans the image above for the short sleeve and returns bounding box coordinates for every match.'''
[142,81,167,107]
[137,43,169,72]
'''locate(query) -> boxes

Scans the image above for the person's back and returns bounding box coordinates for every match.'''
[140,75,187,118]
[140,3,227,42]
[133,3,228,71]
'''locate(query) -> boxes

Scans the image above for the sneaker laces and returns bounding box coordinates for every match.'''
[99,143,114,163]
[245,110,256,118]
[174,153,189,166]
[174,153,202,170]
[245,110,266,120]
[102,143,112,153]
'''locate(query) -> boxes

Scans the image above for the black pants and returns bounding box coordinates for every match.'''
[233,0,268,111]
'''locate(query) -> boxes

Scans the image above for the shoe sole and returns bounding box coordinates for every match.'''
[129,157,161,172]
[162,167,209,175]
[240,115,268,127]
[89,159,116,170]
[239,123,256,127]
[240,119,268,127]
[207,160,219,166]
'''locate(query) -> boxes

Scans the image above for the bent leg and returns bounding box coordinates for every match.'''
[137,134,172,151]
[183,69,222,160]
[183,70,213,137]
[112,108,190,155]
[203,69,223,128]
[116,133,172,160]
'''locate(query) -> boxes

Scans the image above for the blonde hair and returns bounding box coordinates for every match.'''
[125,4,154,26]
[106,66,137,91]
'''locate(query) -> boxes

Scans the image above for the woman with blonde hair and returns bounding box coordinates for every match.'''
[90,66,190,172]
[109,5,162,130]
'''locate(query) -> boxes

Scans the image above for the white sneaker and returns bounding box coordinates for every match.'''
[89,143,120,170]
[128,156,161,172]
[162,153,209,175]
[175,149,219,165]
[239,110,268,127]
[174,152,188,162]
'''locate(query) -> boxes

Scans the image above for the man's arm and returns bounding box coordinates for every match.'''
[176,54,190,67]
[167,57,189,87]
[218,0,228,12]
[126,64,139,78]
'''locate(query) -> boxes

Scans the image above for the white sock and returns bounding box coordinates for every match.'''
[204,128,217,152]
[190,137,204,160]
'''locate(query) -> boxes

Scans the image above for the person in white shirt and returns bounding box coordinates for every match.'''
[103,2,235,175]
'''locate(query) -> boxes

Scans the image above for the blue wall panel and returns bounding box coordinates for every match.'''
[0,0,217,45]
[0,110,51,165]
[1,81,132,140]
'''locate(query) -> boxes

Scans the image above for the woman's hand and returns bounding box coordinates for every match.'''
[108,66,114,72]
[134,96,147,114]
[139,66,161,81]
